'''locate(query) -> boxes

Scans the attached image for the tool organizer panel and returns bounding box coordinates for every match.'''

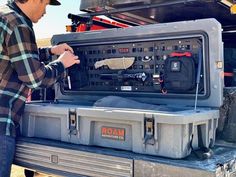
[64,37,204,94]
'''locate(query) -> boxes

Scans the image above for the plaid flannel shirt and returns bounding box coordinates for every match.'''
[0,2,65,137]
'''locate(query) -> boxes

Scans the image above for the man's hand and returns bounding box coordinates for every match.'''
[58,51,80,68]
[50,43,74,55]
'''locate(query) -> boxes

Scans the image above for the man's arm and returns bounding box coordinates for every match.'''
[7,25,78,89]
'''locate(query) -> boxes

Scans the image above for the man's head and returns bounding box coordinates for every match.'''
[49,0,60,5]
[15,0,60,23]
[15,0,60,5]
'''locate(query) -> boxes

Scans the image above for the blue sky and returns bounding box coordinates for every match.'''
[0,0,81,39]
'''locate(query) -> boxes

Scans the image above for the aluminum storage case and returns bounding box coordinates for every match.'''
[22,18,223,158]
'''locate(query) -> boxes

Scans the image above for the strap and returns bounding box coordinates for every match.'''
[224,72,233,77]
[170,52,192,57]
[189,126,214,160]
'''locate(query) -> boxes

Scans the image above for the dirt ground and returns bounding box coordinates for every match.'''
[11,165,55,177]
[11,165,25,177]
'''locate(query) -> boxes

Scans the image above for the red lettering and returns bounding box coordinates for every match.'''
[117,129,125,137]
[101,127,107,135]
[107,128,113,135]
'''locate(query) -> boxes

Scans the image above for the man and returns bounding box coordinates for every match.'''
[0,0,80,176]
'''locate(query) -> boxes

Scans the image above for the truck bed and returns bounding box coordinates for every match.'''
[14,137,236,177]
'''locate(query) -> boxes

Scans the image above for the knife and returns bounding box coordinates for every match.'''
[94,57,135,70]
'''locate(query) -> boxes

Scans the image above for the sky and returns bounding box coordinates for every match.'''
[0,0,81,39]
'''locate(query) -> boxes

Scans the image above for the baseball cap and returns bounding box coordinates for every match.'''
[50,0,61,5]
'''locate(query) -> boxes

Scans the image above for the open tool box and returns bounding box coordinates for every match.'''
[21,18,222,158]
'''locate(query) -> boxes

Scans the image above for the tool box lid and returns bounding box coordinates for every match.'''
[52,18,223,108]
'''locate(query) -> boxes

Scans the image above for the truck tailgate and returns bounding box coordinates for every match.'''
[15,137,236,177]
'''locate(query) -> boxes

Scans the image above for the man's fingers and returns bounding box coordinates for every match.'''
[64,44,74,53]
[74,55,79,60]
[74,56,80,64]
[75,60,80,64]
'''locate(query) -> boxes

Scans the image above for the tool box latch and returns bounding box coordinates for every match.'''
[68,109,79,136]
[143,115,155,146]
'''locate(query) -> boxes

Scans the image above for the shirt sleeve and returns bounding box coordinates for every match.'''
[38,47,52,64]
[7,24,65,89]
